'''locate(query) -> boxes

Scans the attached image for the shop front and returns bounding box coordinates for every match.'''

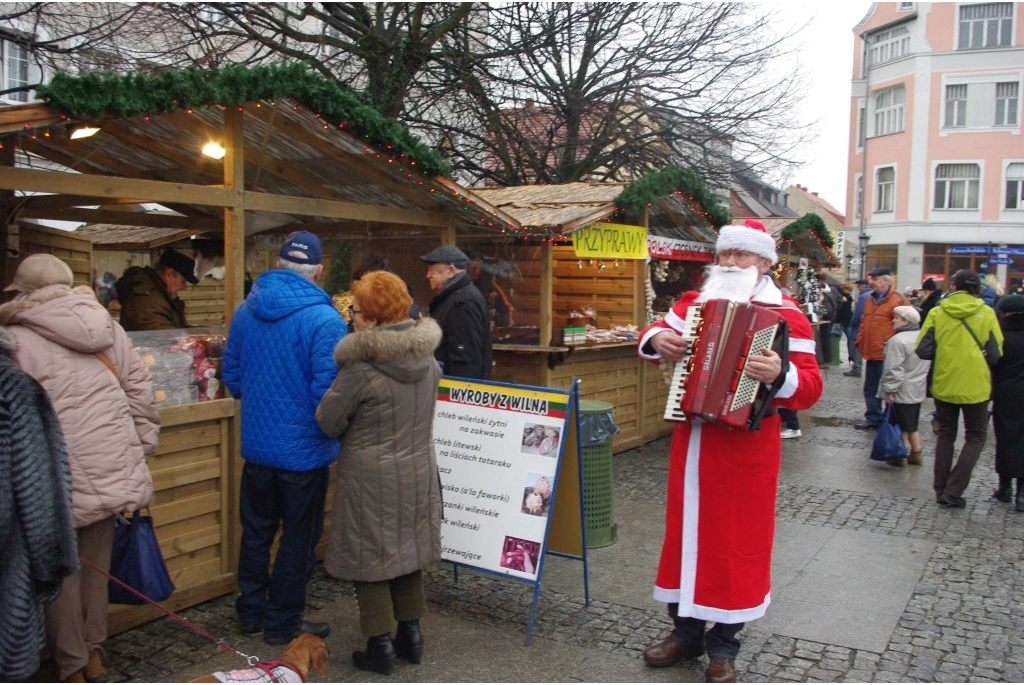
[470,172,727,453]
[0,65,517,633]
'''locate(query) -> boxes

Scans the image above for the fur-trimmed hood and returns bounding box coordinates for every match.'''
[0,284,115,354]
[0,325,13,355]
[333,316,442,384]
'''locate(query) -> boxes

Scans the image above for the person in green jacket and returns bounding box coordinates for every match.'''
[115,248,198,331]
[915,269,1003,508]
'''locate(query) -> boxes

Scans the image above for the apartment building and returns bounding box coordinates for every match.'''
[847,2,1024,290]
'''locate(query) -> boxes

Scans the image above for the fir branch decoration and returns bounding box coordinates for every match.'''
[36,64,450,178]
[781,212,834,249]
[615,165,730,228]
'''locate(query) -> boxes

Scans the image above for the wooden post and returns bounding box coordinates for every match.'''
[539,240,553,377]
[222,107,246,581]
[223,108,246,326]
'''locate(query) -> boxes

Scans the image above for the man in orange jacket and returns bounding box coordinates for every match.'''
[854,267,909,429]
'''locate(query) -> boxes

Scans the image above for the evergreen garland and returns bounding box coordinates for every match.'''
[615,165,730,228]
[35,64,451,178]
[780,212,834,249]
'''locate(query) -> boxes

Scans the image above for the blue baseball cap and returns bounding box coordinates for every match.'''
[280,230,322,265]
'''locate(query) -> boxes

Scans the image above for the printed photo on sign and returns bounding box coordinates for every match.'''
[521,472,553,518]
[520,423,560,456]
[499,535,540,578]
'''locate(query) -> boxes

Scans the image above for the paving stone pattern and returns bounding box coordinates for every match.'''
[78,362,1023,683]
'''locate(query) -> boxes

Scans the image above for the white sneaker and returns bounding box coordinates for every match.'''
[781,429,802,439]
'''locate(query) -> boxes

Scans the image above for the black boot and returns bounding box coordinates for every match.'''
[353,634,397,675]
[395,619,424,664]
[1016,492,1024,513]
[993,483,1012,503]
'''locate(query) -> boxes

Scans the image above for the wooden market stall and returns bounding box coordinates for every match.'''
[0,65,519,633]
[468,168,728,453]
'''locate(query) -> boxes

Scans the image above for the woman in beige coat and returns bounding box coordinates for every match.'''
[1,254,158,682]
[316,271,442,676]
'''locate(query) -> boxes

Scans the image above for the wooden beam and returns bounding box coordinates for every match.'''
[0,104,66,133]
[0,166,233,207]
[20,194,153,208]
[18,206,223,231]
[18,138,135,178]
[243,189,450,227]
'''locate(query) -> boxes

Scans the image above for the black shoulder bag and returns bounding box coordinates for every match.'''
[960,319,999,368]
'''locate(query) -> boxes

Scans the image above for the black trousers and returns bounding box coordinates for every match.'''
[669,603,744,659]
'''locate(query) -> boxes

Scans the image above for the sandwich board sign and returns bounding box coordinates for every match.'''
[433,376,589,644]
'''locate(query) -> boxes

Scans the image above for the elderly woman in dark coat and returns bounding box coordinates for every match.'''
[316,271,443,676]
[992,294,1024,511]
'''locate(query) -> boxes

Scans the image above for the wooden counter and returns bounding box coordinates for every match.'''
[108,398,238,635]
[492,341,673,454]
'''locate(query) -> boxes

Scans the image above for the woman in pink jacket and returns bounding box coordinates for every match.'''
[1,254,159,683]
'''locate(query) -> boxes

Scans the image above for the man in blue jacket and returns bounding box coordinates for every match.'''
[223,230,347,646]
[843,279,871,378]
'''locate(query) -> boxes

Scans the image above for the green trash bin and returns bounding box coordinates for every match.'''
[578,400,618,548]
[830,324,842,366]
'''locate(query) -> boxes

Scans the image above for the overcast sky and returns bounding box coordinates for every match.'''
[782,2,874,215]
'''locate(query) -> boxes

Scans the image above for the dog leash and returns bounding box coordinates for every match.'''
[79,555,263,666]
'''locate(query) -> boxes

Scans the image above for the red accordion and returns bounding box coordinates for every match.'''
[663,299,789,431]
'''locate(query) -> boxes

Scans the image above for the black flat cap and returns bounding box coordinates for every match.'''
[420,245,469,268]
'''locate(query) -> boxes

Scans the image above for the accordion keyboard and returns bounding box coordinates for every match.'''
[729,323,779,412]
[662,305,703,423]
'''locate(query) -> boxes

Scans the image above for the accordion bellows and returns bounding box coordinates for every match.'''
[663,299,789,431]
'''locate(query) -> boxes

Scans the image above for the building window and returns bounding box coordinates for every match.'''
[898,2,914,9]
[855,176,864,219]
[873,85,906,136]
[857,106,866,147]
[944,84,967,128]
[934,163,980,209]
[1006,163,1024,209]
[996,82,1019,126]
[958,3,1012,50]
[875,167,895,213]
[868,25,911,65]
[2,38,29,102]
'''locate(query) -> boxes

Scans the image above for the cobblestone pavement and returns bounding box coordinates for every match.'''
[61,362,1024,683]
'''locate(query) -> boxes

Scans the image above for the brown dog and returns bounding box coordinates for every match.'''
[189,633,329,683]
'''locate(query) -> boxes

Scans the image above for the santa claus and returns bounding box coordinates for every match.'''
[637,219,823,683]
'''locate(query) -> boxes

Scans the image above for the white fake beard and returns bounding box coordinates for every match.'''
[697,264,760,303]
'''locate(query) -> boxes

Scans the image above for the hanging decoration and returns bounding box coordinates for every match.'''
[795,266,825,320]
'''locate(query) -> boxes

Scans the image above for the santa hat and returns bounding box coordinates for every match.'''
[716,219,778,265]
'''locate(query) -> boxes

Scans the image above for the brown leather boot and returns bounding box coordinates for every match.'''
[84,648,108,682]
[642,634,704,667]
[908,450,923,465]
[705,656,737,683]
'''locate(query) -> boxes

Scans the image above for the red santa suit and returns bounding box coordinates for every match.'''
[638,276,822,623]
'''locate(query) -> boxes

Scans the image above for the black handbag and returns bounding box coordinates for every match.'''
[108,510,175,605]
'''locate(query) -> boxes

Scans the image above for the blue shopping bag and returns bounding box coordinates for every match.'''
[108,511,175,605]
[870,404,908,462]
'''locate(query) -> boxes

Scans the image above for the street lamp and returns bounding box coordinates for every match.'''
[858,232,871,279]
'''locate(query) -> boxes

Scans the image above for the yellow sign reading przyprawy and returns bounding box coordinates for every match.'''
[572,222,649,259]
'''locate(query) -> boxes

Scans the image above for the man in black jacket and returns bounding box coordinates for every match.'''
[421,245,493,379]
